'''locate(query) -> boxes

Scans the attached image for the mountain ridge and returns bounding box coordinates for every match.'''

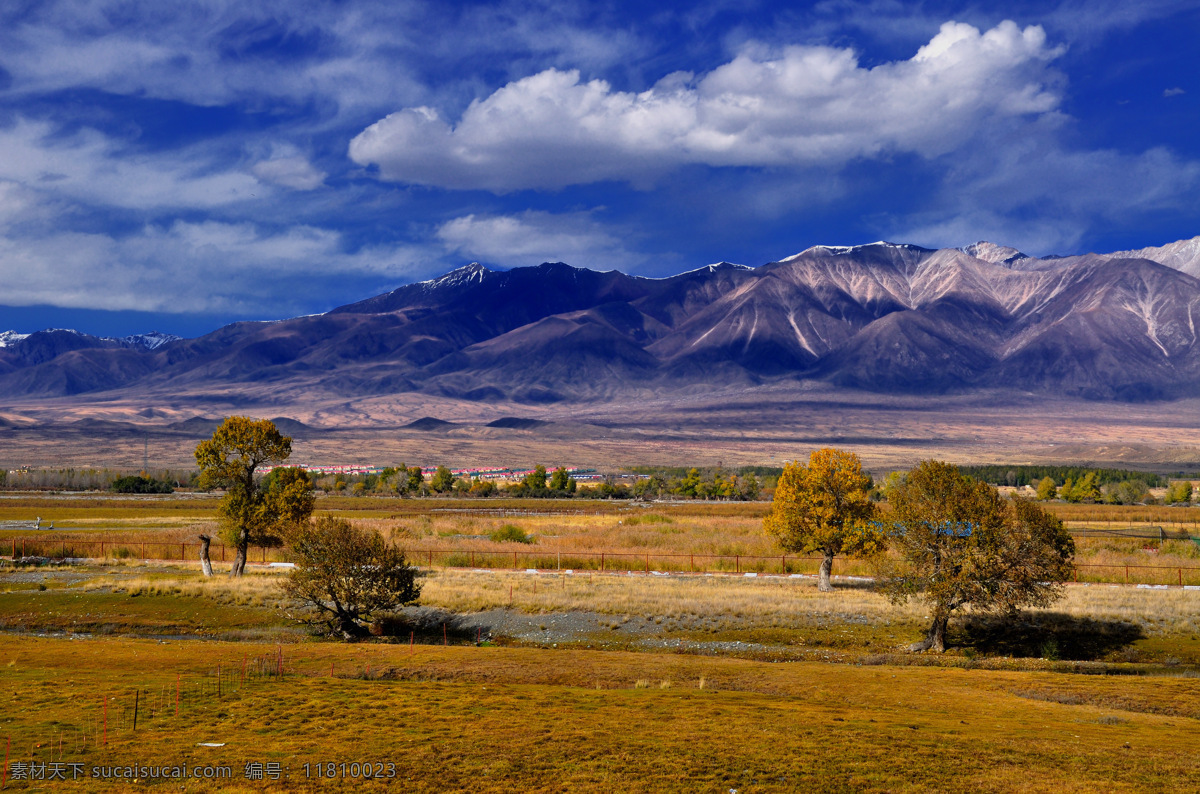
[2,237,1199,403]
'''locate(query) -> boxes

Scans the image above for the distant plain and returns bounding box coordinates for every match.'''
[3,387,1200,472]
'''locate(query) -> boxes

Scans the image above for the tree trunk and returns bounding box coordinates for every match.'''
[817,550,834,592]
[198,535,213,577]
[909,613,949,653]
[230,543,247,577]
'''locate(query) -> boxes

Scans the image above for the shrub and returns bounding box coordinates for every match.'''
[281,516,421,640]
[111,475,174,494]
[489,524,534,544]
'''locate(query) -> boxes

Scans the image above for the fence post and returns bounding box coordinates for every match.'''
[1074,566,1077,582]
[1125,565,1129,583]
[601,553,605,572]
[736,555,740,574]
[513,550,517,570]
[1180,567,1184,587]
[645,553,649,574]
[181,543,185,561]
[141,542,145,559]
[690,554,693,572]
[262,547,266,564]
[782,555,785,574]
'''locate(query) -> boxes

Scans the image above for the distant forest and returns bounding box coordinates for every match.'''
[956,465,1165,488]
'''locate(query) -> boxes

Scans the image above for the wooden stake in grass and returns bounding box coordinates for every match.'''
[410,630,414,654]
[443,623,447,646]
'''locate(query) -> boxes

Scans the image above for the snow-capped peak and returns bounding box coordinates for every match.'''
[782,241,928,262]
[0,328,180,350]
[960,241,1031,266]
[1103,235,1200,278]
[421,262,491,288]
[120,331,180,350]
[0,331,30,348]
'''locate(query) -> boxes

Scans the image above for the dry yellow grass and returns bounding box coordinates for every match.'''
[3,634,1200,791]
[5,496,1199,583]
[69,563,1200,638]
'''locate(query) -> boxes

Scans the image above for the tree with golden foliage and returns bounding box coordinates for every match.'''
[763,448,883,592]
[1035,476,1058,501]
[880,460,1075,652]
[194,417,314,576]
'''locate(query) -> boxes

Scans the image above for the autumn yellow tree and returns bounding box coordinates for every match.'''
[880,461,1075,652]
[763,448,883,591]
[1035,476,1058,501]
[195,417,314,576]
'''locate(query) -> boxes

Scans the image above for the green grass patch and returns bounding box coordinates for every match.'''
[489,524,535,544]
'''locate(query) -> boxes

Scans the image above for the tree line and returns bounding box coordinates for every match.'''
[0,467,191,492]
[956,464,1165,488]
[313,464,763,501]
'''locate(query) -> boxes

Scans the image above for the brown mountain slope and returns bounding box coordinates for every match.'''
[1,238,1199,403]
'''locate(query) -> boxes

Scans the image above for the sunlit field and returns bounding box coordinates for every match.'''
[3,559,1200,791]
[3,494,1198,585]
[4,489,1200,790]
[3,635,1200,792]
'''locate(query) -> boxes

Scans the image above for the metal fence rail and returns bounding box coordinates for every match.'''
[6,536,1200,587]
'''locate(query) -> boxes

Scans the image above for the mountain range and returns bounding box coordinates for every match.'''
[3,236,1200,405]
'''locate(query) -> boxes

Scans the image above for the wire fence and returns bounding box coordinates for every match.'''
[6,536,1200,587]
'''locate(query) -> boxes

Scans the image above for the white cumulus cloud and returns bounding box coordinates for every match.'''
[251,156,327,191]
[350,20,1065,191]
[0,118,264,210]
[0,215,436,314]
[436,211,647,269]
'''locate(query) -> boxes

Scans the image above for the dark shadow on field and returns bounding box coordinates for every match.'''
[954,612,1144,661]
[370,607,483,645]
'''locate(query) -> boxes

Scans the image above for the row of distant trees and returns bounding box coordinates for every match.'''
[1031,473,1194,505]
[1,457,1190,508]
[956,464,1165,488]
[0,467,190,491]
[316,464,763,501]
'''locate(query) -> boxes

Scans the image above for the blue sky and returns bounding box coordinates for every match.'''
[0,0,1197,337]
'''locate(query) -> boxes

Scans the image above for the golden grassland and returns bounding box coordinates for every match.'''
[4,549,1200,790]
[3,495,1199,586]
[6,562,1200,666]
[2,635,1200,792]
